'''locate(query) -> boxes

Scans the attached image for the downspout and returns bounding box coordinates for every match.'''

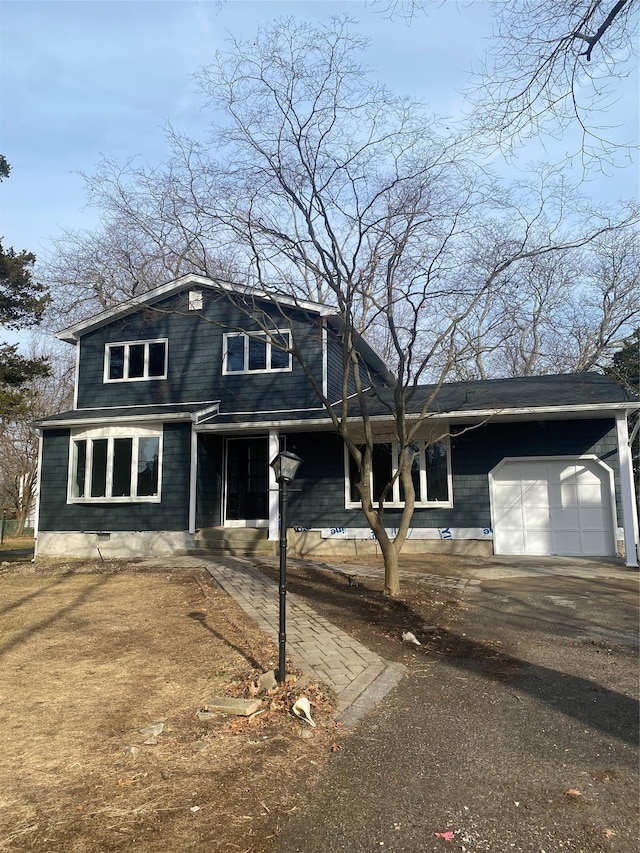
[615,412,639,567]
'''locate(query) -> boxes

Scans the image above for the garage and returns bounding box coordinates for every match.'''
[489,457,617,557]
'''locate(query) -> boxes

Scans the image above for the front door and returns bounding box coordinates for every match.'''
[225,437,269,525]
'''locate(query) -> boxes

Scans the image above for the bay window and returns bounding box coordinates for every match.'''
[69,427,162,502]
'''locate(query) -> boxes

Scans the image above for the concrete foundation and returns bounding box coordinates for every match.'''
[288,530,494,558]
[36,530,196,560]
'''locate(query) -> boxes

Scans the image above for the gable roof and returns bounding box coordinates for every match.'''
[55,273,396,385]
[55,274,334,343]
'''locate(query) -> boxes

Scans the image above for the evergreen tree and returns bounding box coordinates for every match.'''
[0,157,51,417]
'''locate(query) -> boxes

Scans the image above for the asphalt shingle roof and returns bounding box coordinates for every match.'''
[36,373,637,429]
[357,372,637,417]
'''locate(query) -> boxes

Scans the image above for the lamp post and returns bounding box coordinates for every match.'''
[270,449,303,684]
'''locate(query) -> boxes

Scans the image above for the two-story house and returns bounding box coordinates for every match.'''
[35,274,639,566]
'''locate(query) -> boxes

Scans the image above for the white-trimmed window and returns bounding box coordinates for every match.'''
[345,440,452,508]
[223,331,291,374]
[68,426,162,503]
[104,340,167,382]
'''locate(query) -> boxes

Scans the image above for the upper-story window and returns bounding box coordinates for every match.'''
[223,331,291,375]
[345,439,452,509]
[104,340,167,382]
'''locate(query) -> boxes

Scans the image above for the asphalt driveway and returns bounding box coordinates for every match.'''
[270,566,639,853]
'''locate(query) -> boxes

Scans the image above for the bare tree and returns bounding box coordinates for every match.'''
[43,154,242,328]
[44,17,638,594]
[469,0,638,169]
[0,342,74,534]
[369,1,638,169]
[443,222,640,380]
[366,0,428,24]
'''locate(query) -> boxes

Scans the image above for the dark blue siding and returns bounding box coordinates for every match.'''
[39,417,620,538]
[38,423,192,532]
[325,331,389,404]
[286,418,619,530]
[75,292,325,414]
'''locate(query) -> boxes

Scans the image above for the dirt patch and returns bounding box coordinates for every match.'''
[0,561,339,852]
[257,557,464,664]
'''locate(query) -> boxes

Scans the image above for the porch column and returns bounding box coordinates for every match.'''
[188,425,197,535]
[268,430,280,541]
[33,429,43,559]
[616,412,639,567]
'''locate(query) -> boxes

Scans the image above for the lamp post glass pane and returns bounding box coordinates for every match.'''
[271,450,302,482]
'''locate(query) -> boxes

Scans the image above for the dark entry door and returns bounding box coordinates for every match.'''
[225,437,269,522]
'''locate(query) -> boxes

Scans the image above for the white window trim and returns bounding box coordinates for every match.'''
[104,339,168,383]
[67,424,163,504]
[344,438,453,509]
[222,330,292,375]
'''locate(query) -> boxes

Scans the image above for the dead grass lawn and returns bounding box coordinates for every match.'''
[0,562,337,852]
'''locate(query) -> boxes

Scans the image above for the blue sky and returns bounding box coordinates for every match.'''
[1,0,638,346]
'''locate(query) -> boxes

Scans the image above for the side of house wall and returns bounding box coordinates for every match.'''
[286,418,619,532]
[37,423,192,533]
[75,293,326,414]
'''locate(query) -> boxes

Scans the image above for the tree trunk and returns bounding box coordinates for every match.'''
[15,506,27,536]
[379,537,400,597]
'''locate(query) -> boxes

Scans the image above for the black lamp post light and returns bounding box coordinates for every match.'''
[270,450,303,684]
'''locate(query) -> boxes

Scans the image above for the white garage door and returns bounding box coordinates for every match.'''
[490,457,616,557]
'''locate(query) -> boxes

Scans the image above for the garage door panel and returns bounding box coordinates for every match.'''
[523,506,551,528]
[580,531,612,556]
[494,529,526,555]
[521,482,549,507]
[524,529,552,553]
[574,467,602,486]
[580,506,608,528]
[555,464,577,482]
[577,484,604,506]
[491,457,614,558]
[549,483,578,507]
[550,507,580,530]
[497,506,526,528]
[493,481,524,506]
[551,530,582,555]
[515,461,549,484]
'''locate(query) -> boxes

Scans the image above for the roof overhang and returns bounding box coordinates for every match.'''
[35,402,220,429]
[55,274,336,344]
[195,401,637,433]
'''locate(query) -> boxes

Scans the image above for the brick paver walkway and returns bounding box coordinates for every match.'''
[191,556,406,727]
